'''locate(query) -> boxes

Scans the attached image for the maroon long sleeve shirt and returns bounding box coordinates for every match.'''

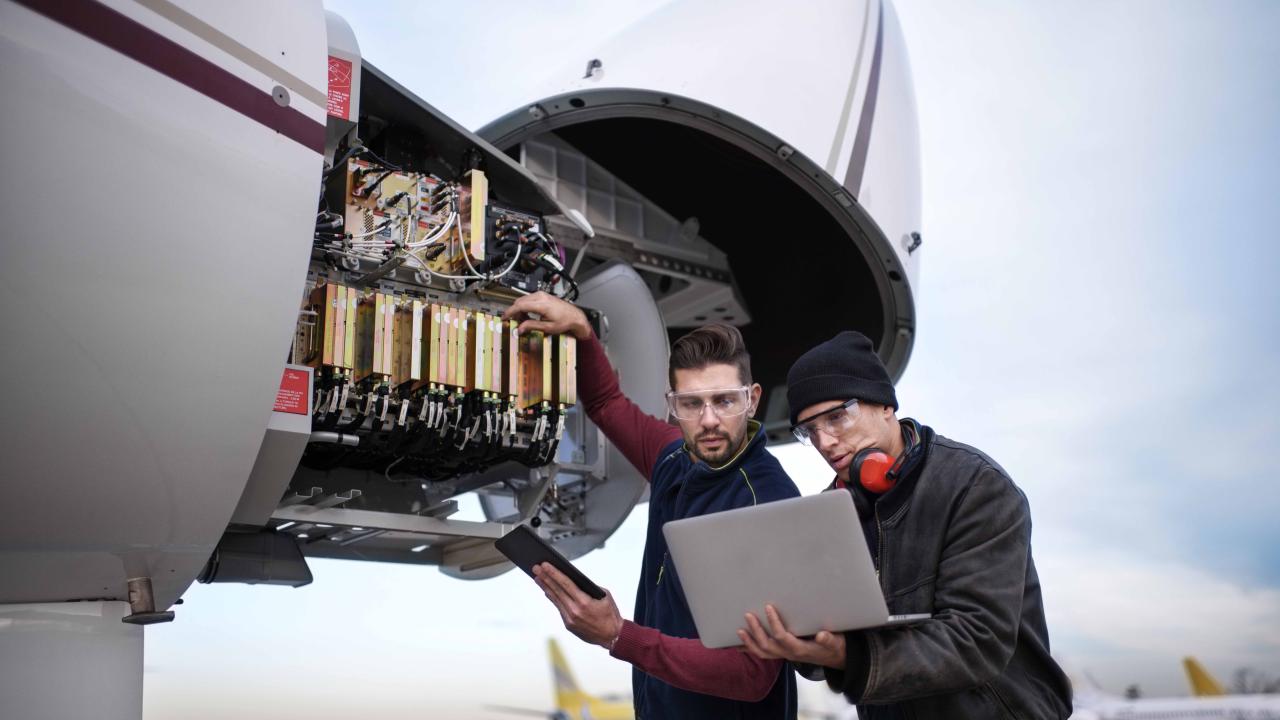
[576,332,783,702]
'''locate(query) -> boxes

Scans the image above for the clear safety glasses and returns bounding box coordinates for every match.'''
[665,386,752,421]
[790,398,859,445]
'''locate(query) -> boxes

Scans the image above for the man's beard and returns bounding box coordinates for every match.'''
[688,425,748,466]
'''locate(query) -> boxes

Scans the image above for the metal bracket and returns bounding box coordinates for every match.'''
[271,505,508,540]
[906,231,922,254]
[280,487,362,509]
[354,254,407,287]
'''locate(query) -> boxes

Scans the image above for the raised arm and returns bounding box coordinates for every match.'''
[503,292,680,479]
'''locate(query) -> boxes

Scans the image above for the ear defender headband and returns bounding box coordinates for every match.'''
[845,420,924,494]
[851,447,903,494]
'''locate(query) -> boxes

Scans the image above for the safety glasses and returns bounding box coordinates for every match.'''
[665,386,752,421]
[790,398,859,445]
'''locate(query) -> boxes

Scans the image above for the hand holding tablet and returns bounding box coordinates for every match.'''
[495,524,606,599]
[497,525,624,649]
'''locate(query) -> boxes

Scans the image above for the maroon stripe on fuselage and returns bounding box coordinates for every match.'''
[14,0,325,154]
[844,0,885,198]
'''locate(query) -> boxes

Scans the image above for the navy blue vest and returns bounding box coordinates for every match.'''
[632,422,800,719]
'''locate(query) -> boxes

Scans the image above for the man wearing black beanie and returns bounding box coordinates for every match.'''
[737,330,1073,719]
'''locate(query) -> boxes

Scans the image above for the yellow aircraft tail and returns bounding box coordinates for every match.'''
[549,637,585,710]
[548,638,633,720]
[1183,657,1226,696]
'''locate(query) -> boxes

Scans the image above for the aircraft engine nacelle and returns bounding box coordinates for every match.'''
[0,0,919,618]
[476,0,922,439]
[206,0,924,583]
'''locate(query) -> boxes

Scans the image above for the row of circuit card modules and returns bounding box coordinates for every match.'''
[296,283,577,410]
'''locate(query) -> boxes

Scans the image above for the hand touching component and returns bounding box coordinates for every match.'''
[501,292,591,340]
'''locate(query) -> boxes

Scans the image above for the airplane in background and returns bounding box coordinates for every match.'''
[487,638,633,720]
[1067,659,1280,720]
[1184,656,1227,696]
[625,655,1280,720]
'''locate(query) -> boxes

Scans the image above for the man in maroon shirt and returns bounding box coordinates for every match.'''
[503,292,801,719]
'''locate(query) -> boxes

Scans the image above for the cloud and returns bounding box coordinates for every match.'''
[1038,534,1280,695]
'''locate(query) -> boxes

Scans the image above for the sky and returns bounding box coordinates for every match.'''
[144,1,1280,717]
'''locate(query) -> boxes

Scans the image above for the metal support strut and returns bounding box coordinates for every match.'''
[121,577,175,625]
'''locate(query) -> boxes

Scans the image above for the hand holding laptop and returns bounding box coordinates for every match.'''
[662,491,931,650]
[738,603,846,669]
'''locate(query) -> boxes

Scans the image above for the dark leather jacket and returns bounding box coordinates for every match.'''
[803,421,1073,719]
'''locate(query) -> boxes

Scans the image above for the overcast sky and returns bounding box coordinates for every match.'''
[145,1,1280,717]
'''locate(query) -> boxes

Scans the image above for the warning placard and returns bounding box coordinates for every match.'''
[274,367,310,415]
[327,55,353,119]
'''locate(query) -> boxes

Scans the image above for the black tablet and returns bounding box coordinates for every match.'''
[495,525,606,600]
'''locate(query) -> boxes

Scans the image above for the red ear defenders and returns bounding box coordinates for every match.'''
[850,447,904,494]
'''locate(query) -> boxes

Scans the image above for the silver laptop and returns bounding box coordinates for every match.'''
[662,490,929,649]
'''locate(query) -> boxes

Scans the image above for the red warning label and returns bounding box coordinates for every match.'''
[327,56,353,119]
[274,368,310,415]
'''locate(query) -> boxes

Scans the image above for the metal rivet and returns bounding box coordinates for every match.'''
[272,85,290,108]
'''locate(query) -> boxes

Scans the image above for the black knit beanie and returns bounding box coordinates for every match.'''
[786,331,898,424]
